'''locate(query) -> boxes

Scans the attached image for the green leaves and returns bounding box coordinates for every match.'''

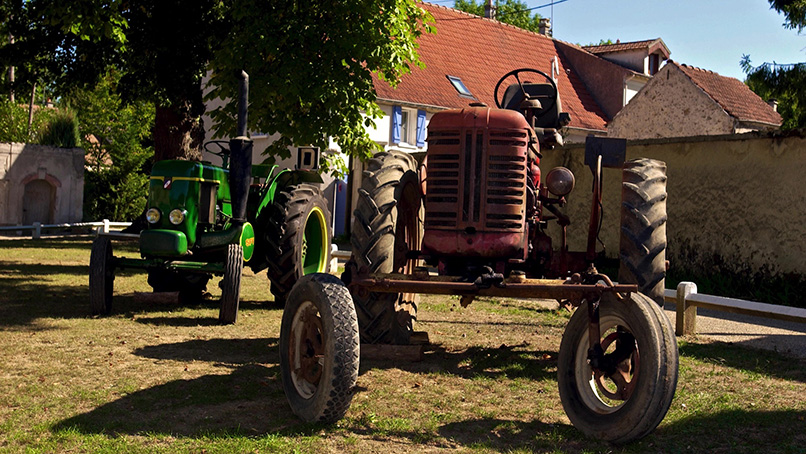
[454,0,543,33]
[206,0,433,171]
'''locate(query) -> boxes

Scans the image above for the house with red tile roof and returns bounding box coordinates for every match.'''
[583,38,670,77]
[366,2,615,149]
[607,61,782,139]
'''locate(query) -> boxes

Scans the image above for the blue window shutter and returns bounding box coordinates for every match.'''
[416,110,426,147]
[391,106,402,144]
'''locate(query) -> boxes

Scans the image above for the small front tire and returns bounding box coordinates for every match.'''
[89,236,115,316]
[219,244,244,324]
[557,291,678,444]
[279,273,359,423]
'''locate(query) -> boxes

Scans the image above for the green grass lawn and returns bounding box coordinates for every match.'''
[1,237,804,453]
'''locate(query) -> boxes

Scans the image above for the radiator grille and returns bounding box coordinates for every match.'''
[425,127,527,232]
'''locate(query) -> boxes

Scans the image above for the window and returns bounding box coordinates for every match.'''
[447,75,474,99]
[400,109,410,145]
[392,106,427,147]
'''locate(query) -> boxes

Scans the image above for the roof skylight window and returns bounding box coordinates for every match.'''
[447,75,474,98]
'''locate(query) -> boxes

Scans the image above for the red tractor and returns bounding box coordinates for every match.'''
[281,68,677,443]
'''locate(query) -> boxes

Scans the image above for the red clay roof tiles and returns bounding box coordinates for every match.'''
[373,3,609,132]
[675,62,782,126]
[583,39,660,54]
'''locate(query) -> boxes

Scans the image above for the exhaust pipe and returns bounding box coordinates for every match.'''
[229,70,253,225]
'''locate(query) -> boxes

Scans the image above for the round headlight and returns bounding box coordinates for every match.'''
[546,167,575,196]
[146,208,161,224]
[169,209,186,225]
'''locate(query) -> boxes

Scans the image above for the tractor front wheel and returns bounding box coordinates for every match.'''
[263,184,331,306]
[557,291,678,444]
[219,244,244,324]
[279,273,359,423]
[89,236,115,315]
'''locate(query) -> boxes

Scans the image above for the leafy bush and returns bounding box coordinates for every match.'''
[0,99,56,143]
[37,110,80,148]
[67,71,155,222]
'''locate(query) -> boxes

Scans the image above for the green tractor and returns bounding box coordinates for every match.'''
[89,71,332,323]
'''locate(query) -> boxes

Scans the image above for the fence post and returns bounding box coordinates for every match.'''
[32,222,41,240]
[103,219,110,233]
[675,281,698,336]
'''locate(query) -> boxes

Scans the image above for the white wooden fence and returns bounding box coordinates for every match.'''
[0,220,131,239]
[664,282,806,336]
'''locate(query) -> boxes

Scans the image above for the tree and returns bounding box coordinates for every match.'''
[454,0,543,33]
[206,1,431,173]
[69,70,155,221]
[741,1,806,129]
[769,0,806,31]
[0,0,432,166]
[742,58,805,129]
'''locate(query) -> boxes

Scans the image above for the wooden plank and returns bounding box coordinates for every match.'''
[687,293,806,324]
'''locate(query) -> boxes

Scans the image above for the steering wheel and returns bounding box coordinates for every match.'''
[493,68,558,114]
[204,140,231,157]
[204,140,231,167]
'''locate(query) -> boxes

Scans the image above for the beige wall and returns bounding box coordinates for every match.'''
[540,130,806,277]
[607,64,735,139]
[0,142,85,225]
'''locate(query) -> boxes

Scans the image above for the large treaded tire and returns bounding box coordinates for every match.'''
[89,237,114,315]
[280,273,359,423]
[618,159,667,306]
[219,244,243,324]
[558,292,678,444]
[262,184,331,306]
[348,150,423,344]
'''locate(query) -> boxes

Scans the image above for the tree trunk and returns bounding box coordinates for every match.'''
[8,34,13,103]
[153,96,205,162]
[27,82,35,134]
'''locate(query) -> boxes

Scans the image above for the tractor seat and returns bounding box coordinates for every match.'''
[501,82,563,129]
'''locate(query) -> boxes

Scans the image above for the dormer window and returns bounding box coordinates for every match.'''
[447,75,474,99]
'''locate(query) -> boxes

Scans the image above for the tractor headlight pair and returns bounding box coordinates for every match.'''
[145,208,186,225]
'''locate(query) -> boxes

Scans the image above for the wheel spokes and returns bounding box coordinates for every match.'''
[593,330,639,401]
[290,303,325,397]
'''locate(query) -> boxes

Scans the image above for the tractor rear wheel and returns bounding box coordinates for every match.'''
[219,244,244,324]
[557,291,678,443]
[280,273,359,423]
[89,236,115,315]
[618,159,667,306]
[348,150,423,344]
[263,184,331,306]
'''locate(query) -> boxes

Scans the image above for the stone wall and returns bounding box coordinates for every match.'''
[0,142,85,225]
[540,130,806,277]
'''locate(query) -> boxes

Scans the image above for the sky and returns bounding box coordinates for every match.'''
[512,0,805,81]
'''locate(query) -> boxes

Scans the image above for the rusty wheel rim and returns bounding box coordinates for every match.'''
[574,314,639,413]
[593,330,640,401]
[393,178,422,312]
[288,300,325,399]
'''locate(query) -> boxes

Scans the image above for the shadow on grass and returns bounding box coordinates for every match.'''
[53,363,302,437]
[0,261,278,327]
[361,342,557,382]
[679,341,806,383]
[52,337,335,438]
[429,408,806,453]
[133,337,280,365]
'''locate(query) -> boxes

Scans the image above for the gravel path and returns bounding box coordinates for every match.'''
[662,302,806,359]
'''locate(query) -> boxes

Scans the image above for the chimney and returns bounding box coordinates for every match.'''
[767,99,778,112]
[539,18,552,36]
[484,0,496,19]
